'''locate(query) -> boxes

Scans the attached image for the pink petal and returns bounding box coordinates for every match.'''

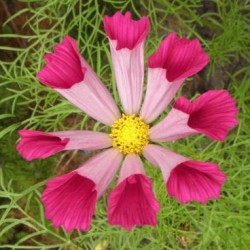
[103,11,150,50]
[52,131,112,150]
[41,148,123,232]
[149,108,198,142]
[143,144,226,204]
[108,154,160,230]
[41,172,97,232]
[143,144,188,182]
[56,74,120,125]
[148,32,210,82]
[104,12,149,114]
[17,130,69,161]
[38,37,120,125]
[174,90,239,140]
[140,68,183,123]
[77,148,123,197]
[37,36,85,89]
[107,39,144,115]
[167,161,226,204]
[117,154,145,183]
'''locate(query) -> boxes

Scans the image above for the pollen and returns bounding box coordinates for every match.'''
[110,114,149,154]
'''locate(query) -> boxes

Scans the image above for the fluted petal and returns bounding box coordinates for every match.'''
[17,130,112,161]
[143,144,226,204]
[37,36,120,125]
[167,161,226,204]
[41,148,123,231]
[108,154,159,230]
[42,172,97,232]
[104,12,150,114]
[140,32,209,123]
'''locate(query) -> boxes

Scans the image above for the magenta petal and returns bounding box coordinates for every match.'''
[41,172,97,231]
[103,11,150,50]
[37,36,85,89]
[167,161,226,204]
[174,90,239,140]
[148,32,209,82]
[17,130,69,161]
[108,174,160,230]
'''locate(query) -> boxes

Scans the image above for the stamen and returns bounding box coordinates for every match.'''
[110,114,149,154]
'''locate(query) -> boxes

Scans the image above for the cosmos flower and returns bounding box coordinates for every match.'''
[17,12,238,231]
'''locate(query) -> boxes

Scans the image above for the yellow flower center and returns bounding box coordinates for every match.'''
[110,114,149,155]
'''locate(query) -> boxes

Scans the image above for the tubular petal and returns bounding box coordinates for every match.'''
[167,161,226,204]
[103,11,150,50]
[108,154,160,230]
[41,172,97,232]
[52,131,112,150]
[148,32,210,82]
[56,75,120,125]
[37,36,85,89]
[140,68,183,123]
[17,130,69,161]
[104,12,149,114]
[174,90,239,140]
[117,154,145,183]
[108,41,145,114]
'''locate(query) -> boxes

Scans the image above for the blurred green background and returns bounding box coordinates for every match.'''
[0,0,249,249]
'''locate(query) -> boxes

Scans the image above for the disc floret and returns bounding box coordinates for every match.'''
[110,114,149,154]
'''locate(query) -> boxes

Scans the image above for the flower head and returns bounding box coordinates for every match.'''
[17,11,238,231]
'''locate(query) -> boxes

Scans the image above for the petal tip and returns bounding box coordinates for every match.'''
[167,160,227,204]
[17,130,68,161]
[174,90,239,141]
[103,11,150,50]
[37,36,84,89]
[42,172,97,232]
[108,174,159,230]
[148,33,209,82]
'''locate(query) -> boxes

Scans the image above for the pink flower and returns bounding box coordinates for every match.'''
[17,11,238,231]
